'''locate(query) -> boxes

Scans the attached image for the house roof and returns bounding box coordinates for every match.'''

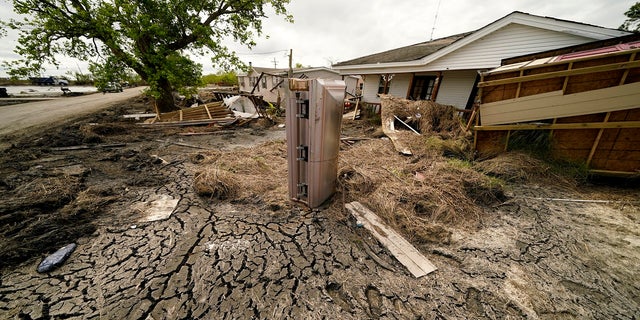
[499,33,640,65]
[333,32,472,67]
[332,11,630,74]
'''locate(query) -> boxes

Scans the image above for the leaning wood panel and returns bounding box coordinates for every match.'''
[564,70,625,94]
[555,113,607,123]
[553,129,600,149]
[480,82,640,125]
[475,131,508,157]
[552,148,592,162]
[519,78,564,97]
[481,83,518,104]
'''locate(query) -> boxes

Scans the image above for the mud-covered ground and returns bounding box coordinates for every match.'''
[0,97,638,319]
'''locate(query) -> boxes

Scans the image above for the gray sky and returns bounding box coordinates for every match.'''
[0,0,635,77]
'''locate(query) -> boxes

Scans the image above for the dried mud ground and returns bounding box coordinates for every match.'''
[1,97,639,319]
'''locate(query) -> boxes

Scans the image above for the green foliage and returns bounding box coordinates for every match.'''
[202,71,238,86]
[620,2,640,32]
[2,0,292,111]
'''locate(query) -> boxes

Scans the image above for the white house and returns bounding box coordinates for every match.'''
[332,11,630,109]
[237,66,361,104]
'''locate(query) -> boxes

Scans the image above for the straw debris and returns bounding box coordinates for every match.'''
[193,167,239,200]
[193,140,289,209]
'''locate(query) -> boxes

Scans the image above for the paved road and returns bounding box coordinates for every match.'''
[0,87,146,136]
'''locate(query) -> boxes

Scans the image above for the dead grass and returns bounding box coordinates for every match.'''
[193,167,239,200]
[474,151,576,188]
[14,175,82,208]
[187,96,586,245]
[380,95,467,138]
[339,138,505,244]
[194,140,289,209]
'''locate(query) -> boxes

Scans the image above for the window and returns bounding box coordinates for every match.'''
[240,77,246,88]
[261,76,267,89]
[409,76,437,100]
[377,74,393,95]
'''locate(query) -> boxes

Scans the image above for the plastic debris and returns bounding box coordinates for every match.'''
[37,243,77,273]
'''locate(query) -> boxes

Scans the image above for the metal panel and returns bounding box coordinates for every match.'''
[286,78,346,208]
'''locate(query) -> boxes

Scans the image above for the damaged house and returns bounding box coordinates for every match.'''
[473,34,640,175]
[237,66,361,104]
[332,11,629,110]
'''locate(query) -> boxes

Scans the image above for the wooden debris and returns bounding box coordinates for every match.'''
[345,201,437,277]
[122,113,157,119]
[134,194,179,222]
[155,139,207,149]
[393,115,421,135]
[51,143,126,151]
[138,118,238,127]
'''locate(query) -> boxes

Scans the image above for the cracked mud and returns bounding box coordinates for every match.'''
[1,101,639,319]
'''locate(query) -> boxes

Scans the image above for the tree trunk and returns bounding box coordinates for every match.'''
[155,77,180,114]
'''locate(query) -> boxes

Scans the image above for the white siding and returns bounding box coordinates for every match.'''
[425,24,593,71]
[388,74,411,98]
[362,74,382,103]
[435,70,478,108]
[362,73,412,103]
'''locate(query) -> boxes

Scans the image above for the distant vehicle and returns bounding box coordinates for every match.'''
[102,82,123,93]
[30,76,69,86]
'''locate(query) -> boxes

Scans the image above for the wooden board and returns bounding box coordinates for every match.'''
[480,82,640,126]
[345,201,437,278]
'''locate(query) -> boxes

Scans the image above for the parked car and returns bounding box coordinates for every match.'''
[102,82,123,93]
[30,76,69,86]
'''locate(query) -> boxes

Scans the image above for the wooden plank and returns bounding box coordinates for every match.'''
[478,59,640,88]
[480,82,640,125]
[482,48,640,78]
[345,201,437,278]
[474,121,640,131]
[587,112,611,166]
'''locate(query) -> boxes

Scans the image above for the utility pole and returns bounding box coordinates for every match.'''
[272,57,278,69]
[288,49,293,78]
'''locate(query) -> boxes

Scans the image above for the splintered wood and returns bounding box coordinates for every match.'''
[345,201,437,278]
[157,102,234,122]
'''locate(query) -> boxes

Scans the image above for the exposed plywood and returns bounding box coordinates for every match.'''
[345,201,437,278]
[480,82,640,125]
[475,131,509,157]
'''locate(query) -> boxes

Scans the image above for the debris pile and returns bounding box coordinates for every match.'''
[145,102,237,126]
[338,96,506,244]
[190,96,509,245]
[379,95,470,156]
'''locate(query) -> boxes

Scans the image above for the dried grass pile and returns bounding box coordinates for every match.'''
[193,140,289,209]
[193,167,239,200]
[380,95,466,138]
[339,137,506,244]
[334,96,513,244]
[379,95,473,160]
[474,151,574,186]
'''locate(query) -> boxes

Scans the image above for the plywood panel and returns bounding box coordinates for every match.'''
[519,78,564,97]
[564,70,625,94]
[475,131,508,156]
[480,82,640,125]
[591,158,640,172]
[482,83,518,104]
[552,148,591,162]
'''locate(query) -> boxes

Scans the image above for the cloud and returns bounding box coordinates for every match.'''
[0,0,635,77]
